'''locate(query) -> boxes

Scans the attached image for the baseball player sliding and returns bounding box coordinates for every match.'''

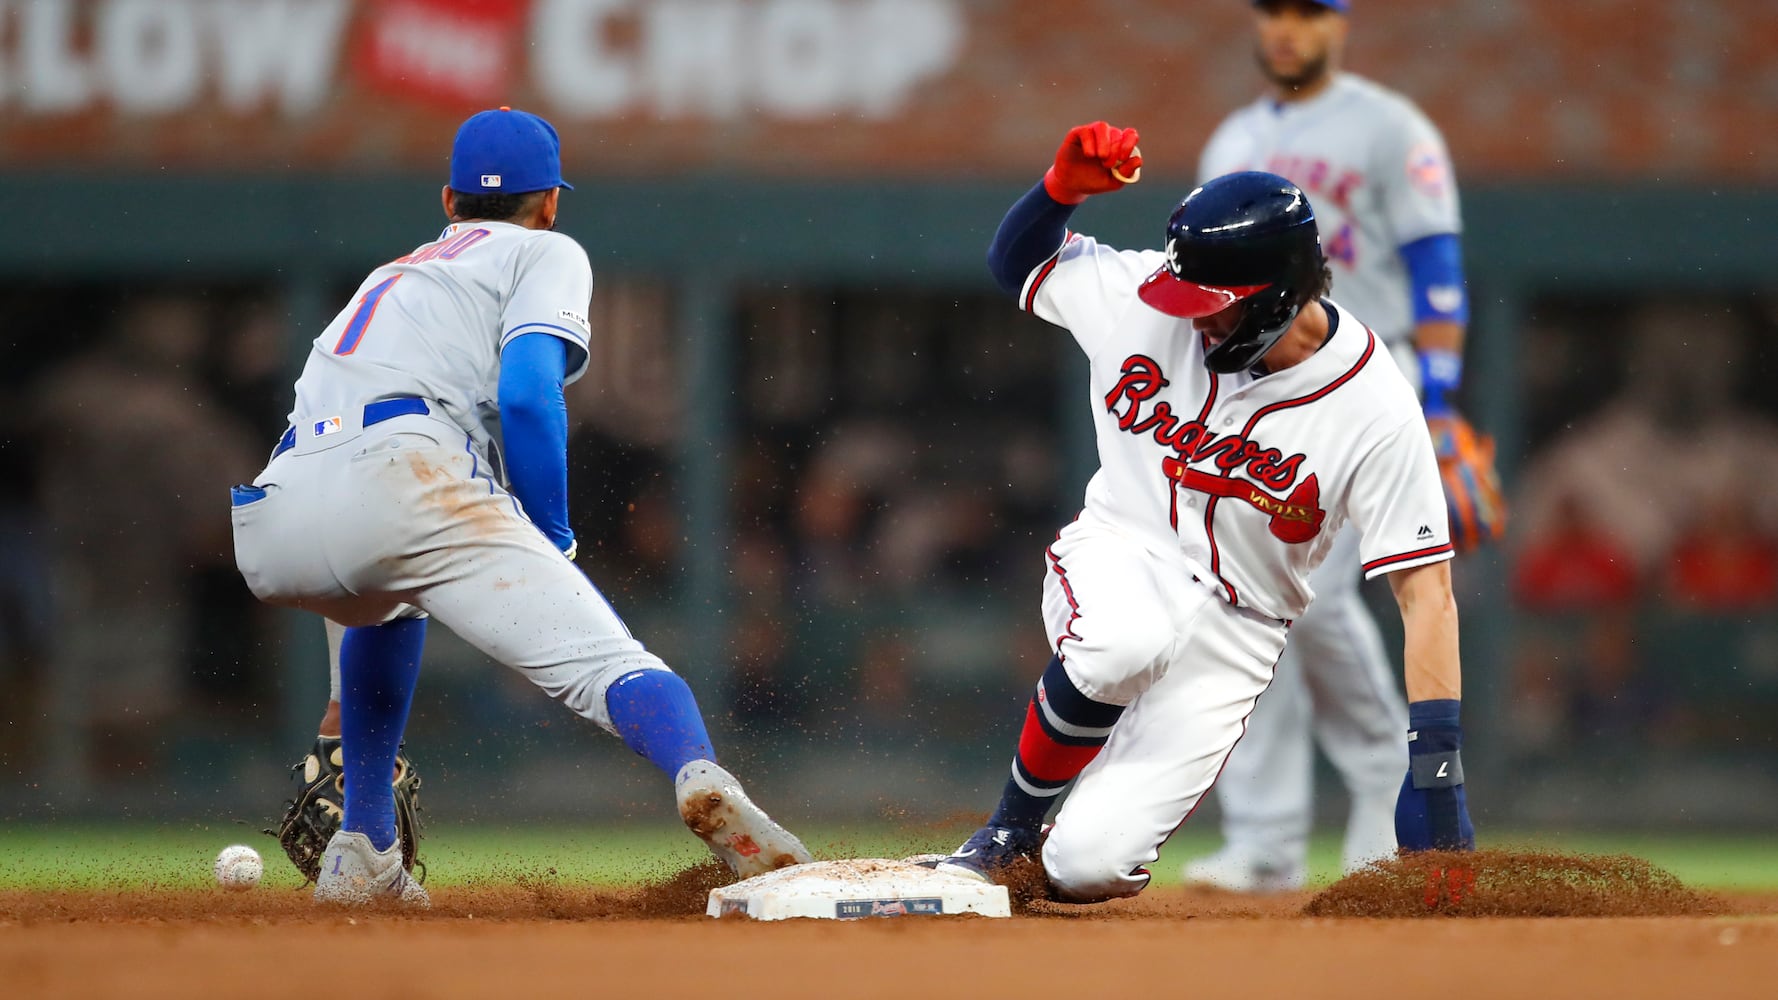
[927,121,1473,902]
[1185,0,1498,891]
[230,108,811,906]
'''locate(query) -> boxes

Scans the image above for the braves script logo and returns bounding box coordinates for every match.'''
[1106,354,1326,543]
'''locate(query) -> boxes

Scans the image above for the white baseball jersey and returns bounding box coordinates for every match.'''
[1021,233,1453,621]
[1199,73,1461,349]
[290,221,594,477]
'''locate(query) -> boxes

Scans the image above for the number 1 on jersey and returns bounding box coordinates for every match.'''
[333,274,403,356]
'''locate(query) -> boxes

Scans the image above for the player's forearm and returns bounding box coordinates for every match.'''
[1400,232,1468,389]
[986,180,1079,296]
[1391,561,1461,702]
[1412,318,1464,355]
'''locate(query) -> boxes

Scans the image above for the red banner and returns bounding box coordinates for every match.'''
[354,0,526,108]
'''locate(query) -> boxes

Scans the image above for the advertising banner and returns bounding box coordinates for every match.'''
[0,0,1771,181]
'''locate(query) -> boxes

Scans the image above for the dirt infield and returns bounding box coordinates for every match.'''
[4,878,1776,1000]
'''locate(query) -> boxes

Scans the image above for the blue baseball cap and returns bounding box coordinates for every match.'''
[450,107,573,195]
[1254,0,1349,10]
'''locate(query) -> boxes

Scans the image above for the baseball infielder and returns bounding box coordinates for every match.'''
[1184,0,1473,890]
[929,122,1473,902]
[231,108,810,906]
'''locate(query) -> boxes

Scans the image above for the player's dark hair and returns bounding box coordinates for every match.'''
[450,189,547,224]
[1303,258,1333,307]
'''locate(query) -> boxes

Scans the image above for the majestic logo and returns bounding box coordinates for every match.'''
[1107,354,1324,542]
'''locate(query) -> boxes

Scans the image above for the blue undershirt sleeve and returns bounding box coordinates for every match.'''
[986,180,1081,297]
[1398,232,1469,326]
[498,333,578,551]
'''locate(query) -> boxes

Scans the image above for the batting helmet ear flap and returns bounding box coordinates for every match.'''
[1138,171,1324,373]
[1204,280,1307,374]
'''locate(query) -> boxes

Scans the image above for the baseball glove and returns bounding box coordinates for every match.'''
[269,735,425,884]
[1426,413,1507,553]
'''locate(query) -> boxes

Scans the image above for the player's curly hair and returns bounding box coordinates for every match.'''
[450,189,549,224]
[1306,258,1334,305]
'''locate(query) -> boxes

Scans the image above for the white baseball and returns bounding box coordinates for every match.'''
[214,844,263,890]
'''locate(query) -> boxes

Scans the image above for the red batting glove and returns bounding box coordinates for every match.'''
[1043,121,1143,205]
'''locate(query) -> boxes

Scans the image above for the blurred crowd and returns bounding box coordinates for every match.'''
[0,282,1064,789]
[567,286,1067,752]
[1504,299,1778,757]
[2,291,282,784]
[7,283,1775,792]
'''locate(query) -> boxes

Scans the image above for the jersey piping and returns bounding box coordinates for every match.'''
[1021,235,1074,313]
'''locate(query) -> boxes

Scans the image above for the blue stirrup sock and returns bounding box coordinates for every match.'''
[605,668,716,779]
[340,617,427,853]
[990,656,1126,832]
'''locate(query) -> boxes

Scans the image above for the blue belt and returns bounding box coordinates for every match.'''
[272,397,430,459]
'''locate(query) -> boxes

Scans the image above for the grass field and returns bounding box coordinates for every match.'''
[3,823,1775,892]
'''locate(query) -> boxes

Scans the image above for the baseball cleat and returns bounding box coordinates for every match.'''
[313,830,431,908]
[930,825,1043,884]
[675,760,813,879]
[1180,847,1306,894]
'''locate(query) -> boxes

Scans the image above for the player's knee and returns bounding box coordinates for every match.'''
[1041,826,1152,903]
[1068,611,1176,701]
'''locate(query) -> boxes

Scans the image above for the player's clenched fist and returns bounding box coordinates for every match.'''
[1044,121,1143,205]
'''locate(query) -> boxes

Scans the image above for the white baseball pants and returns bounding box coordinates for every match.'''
[1037,516,1289,902]
[1207,524,1408,873]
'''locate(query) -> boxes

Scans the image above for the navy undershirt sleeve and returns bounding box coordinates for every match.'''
[498,333,578,551]
[986,180,1081,297]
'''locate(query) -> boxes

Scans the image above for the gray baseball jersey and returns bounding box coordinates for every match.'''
[1199,72,1461,349]
[233,220,663,734]
[292,221,594,481]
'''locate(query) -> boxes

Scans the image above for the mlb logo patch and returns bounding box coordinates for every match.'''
[312,416,344,437]
[481,173,502,189]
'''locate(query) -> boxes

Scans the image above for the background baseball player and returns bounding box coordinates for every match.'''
[1183,0,1501,891]
[928,124,1474,901]
[230,107,811,906]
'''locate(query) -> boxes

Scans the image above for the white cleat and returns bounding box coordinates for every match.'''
[1181,847,1306,894]
[675,760,813,879]
[313,831,431,908]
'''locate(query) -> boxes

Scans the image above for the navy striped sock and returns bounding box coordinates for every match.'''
[989,656,1125,831]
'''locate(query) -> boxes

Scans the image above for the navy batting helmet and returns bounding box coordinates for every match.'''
[1137,171,1324,374]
